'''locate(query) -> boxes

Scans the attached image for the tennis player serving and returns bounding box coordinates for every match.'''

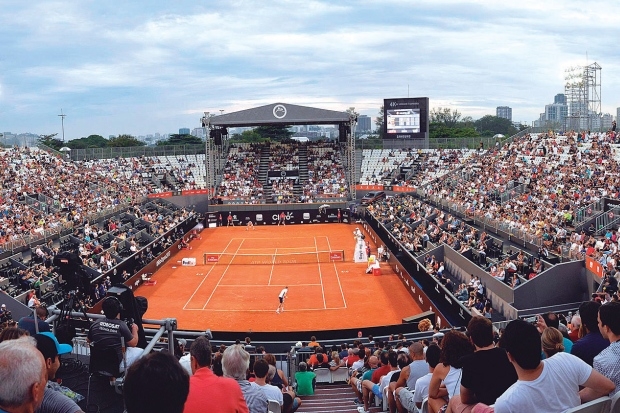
[276,286,288,313]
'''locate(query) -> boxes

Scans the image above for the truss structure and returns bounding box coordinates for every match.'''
[564,62,601,131]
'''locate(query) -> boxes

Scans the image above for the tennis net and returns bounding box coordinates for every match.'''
[202,250,345,265]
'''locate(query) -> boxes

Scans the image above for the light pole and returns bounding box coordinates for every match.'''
[58,109,66,142]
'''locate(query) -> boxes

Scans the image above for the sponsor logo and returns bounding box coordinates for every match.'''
[418,295,424,305]
[444,294,452,305]
[329,251,343,261]
[256,214,263,222]
[206,255,219,263]
[303,213,310,220]
[156,251,171,267]
[273,104,287,119]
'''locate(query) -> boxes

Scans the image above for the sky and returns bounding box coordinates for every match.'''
[1,0,619,139]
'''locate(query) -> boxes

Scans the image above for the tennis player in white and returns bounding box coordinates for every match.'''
[276,286,288,313]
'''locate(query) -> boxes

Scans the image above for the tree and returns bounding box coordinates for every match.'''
[66,134,109,149]
[474,115,518,137]
[38,134,63,150]
[254,125,293,141]
[229,129,265,143]
[430,107,462,128]
[374,105,384,138]
[108,134,145,147]
[157,134,203,146]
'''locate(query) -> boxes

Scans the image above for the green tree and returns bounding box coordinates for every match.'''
[474,115,518,137]
[108,134,145,147]
[38,134,63,150]
[430,107,462,128]
[157,134,203,146]
[229,129,265,143]
[374,105,384,138]
[254,125,293,141]
[66,134,108,149]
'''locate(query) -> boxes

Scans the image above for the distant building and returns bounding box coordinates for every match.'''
[192,127,206,139]
[554,94,567,105]
[617,107,620,123]
[179,128,190,135]
[545,103,568,125]
[496,106,512,121]
[601,113,613,131]
[358,115,371,132]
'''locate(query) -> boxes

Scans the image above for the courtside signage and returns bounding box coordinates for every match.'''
[206,255,219,263]
[329,251,344,261]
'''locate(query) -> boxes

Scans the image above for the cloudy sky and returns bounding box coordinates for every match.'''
[1,0,618,139]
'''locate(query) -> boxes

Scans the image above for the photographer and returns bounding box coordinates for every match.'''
[87,296,143,372]
[0,303,12,323]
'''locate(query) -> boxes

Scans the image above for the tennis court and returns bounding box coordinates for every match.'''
[138,224,422,332]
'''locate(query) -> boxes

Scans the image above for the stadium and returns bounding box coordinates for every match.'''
[2,97,619,412]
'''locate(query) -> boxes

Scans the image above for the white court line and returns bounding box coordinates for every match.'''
[201,239,245,310]
[183,238,234,310]
[268,248,276,286]
[183,307,346,312]
[237,247,317,251]
[314,237,327,309]
[325,235,347,309]
[216,283,322,287]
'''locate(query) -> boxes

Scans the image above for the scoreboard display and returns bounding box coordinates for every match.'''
[383,97,429,140]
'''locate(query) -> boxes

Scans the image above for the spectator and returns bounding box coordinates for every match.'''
[308,336,320,348]
[0,338,48,413]
[447,316,517,413]
[571,301,609,366]
[536,312,573,353]
[397,344,441,413]
[541,327,565,359]
[17,306,50,336]
[184,336,248,413]
[427,330,474,413]
[253,360,283,407]
[358,350,400,413]
[0,326,28,343]
[87,296,142,373]
[349,355,378,406]
[124,351,189,413]
[494,319,614,413]
[294,362,316,397]
[33,332,82,413]
[389,342,427,412]
[594,301,620,396]
[223,344,268,413]
[569,314,582,342]
[263,353,289,391]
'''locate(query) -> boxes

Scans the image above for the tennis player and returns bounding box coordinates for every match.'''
[246,221,255,231]
[276,286,288,313]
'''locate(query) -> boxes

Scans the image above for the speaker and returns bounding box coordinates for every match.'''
[339,124,349,143]
[210,129,222,145]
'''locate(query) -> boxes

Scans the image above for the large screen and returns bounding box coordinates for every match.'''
[383,97,429,139]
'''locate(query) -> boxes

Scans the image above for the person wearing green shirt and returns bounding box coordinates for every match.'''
[294,362,316,396]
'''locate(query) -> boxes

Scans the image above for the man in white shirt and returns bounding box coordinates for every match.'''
[396,344,440,413]
[494,319,614,413]
[276,287,288,314]
[254,359,283,406]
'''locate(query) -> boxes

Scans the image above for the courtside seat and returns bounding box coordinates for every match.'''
[314,368,331,384]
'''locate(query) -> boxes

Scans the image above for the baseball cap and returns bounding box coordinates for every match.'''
[1,304,6,308]
[34,332,73,360]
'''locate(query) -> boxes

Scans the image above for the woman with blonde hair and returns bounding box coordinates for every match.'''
[329,351,343,371]
[541,327,565,358]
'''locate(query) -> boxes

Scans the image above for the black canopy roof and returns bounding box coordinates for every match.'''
[210,102,351,127]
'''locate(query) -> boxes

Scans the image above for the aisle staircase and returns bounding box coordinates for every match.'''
[298,384,382,413]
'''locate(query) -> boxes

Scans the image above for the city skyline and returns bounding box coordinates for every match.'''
[1,1,619,139]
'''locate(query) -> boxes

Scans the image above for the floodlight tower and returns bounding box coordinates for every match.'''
[201,111,215,199]
[58,109,67,142]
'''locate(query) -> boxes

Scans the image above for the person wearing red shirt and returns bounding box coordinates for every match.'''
[184,337,248,413]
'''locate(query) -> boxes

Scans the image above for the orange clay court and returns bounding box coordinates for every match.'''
[138,223,422,332]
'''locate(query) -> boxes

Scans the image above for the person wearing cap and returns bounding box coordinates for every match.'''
[34,332,83,413]
[0,303,12,323]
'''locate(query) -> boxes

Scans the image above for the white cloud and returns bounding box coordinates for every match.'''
[0,0,619,137]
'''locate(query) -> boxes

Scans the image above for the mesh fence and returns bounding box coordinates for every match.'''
[202,250,345,265]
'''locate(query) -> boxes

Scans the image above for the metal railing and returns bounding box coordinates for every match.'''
[574,199,604,227]
[69,144,206,161]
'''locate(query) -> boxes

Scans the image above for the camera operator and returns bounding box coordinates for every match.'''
[87,297,143,373]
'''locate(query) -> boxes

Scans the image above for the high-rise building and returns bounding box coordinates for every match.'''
[192,127,206,138]
[601,113,613,131]
[357,115,371,132]
[496,106,512,121]
[179,128,190,135]
[554,94,567,105]
[617,107,620,123]
[545,103,568,125]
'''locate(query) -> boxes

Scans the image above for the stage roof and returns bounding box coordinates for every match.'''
[210,102,351,127]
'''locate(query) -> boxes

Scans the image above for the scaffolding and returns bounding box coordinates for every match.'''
[564,62,601,132]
